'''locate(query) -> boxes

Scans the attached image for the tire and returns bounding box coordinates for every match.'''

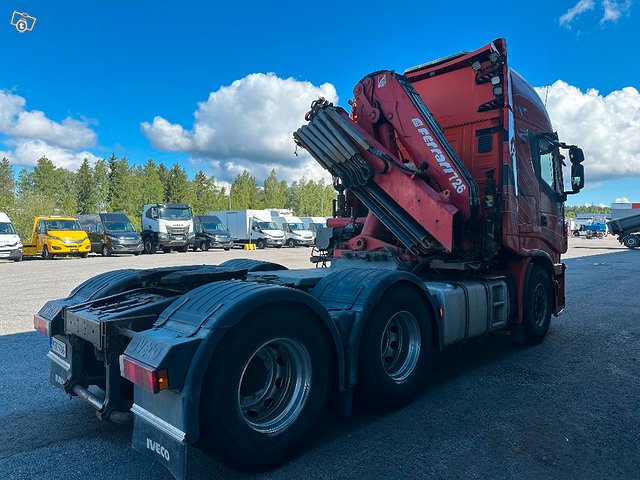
[191,243,199,252]
[162,247,172,254]
[200,308,330,472]
[42,245,54,260]
[79,252,88,258]
[101,244,112,257]
[134,252,141,256]
[256,239,266,249]
[623,235,639,249]
[356,286,432,410]
[143,239,155,254]
[572,231,580,237]
[224,246,231,251]
[286,238,296,248]
[177,245,189,253]
[200,241,209,252]
[13,255,22,262]
[523,266,552,344]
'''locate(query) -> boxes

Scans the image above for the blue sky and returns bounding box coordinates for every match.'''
[1,0,638,206]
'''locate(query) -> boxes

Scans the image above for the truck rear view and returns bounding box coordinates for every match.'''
[35,38,584,479]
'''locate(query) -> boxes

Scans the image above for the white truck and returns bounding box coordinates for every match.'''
[300,216,329,242]
[211,209,285,249]
[0,212,23,261]
[141,204,195,254]
[270,209,314,247]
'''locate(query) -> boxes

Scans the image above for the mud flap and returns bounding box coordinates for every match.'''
[131,405,189,480]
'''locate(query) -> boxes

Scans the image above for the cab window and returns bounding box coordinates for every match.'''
[529,132,560,193]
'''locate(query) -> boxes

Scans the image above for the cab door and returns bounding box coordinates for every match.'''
[35,220,46,253]
[529,132,566,254]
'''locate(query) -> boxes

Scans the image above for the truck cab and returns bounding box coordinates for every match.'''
[192,215,232,251]
[270,209,315,247]
[22,216,91,260]
[77,213,144,256]
[141,204,195,254]
[0,212,23,262]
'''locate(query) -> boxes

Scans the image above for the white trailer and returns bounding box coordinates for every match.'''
[270,209,314,247]
[210,209,285,249]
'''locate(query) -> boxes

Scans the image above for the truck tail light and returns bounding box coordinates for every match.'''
[119,355,168,394]
[34,314,51,336]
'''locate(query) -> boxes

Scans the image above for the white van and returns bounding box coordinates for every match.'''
[0,212,23,261]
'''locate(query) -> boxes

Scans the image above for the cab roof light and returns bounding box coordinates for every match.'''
[119,355,168,394]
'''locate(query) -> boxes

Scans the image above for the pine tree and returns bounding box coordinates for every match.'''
[0,158,15,211]
[165,163,192,204]
[138,159,165,206]
[93,159,110,212]
[75,158,97,214]
[262,169,288,209]
[192,171,219,214]
[230,170,259,209]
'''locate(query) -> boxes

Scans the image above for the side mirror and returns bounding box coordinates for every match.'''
[570,163,585,192]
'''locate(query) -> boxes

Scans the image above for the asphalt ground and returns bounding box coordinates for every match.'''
[0,237,638,479]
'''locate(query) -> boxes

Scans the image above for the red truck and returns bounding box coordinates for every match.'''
[34,38,584,479]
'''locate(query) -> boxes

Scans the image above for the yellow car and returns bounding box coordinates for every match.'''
[22,216,91,259]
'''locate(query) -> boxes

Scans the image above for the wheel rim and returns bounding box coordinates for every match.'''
[627,237,639,248]
[532,283,548,327]
[237,338,312,434]
[201,241,206,250]
[379,311,421,382]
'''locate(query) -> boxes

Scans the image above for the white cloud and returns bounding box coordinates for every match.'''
[0,139,100,170]
[142,73,338,183]
[560,0,632,26]
[601,0,633,22]
[615,197,630,203]
[535,81,640,181]
[0,89,99,170]
[560,0,595,25]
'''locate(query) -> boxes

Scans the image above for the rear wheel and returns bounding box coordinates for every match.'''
[356,286,432,410]
[523,266,552,344]
[200,308,330,472]
[623,235,639,249]
[42,245,54,260]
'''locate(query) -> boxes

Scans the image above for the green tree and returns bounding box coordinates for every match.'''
[12,192,56,240]
[0,158,15,211]
[93,159,110,212]
[32,157,76,214]
[138,159,165,206]
[157,163,170,201]
[191,171,219,214]
[261,169,288,209]
[75,158,97,214]
[230,170,259,209]
[107,155,138,215]
[165,163,193,204]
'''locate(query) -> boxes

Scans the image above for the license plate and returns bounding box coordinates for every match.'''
[70,249,78,253]
[51,337,67,358]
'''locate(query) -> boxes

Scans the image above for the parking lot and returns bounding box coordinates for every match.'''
[1,236,638,479]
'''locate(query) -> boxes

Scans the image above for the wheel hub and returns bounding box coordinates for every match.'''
[379,311,421,382]
[238,338,312,434]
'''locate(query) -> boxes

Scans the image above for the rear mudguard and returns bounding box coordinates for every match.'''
[127,280,346,444]
[310,268,438,393]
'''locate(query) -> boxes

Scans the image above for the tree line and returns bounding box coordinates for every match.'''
[0,156,336,239]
